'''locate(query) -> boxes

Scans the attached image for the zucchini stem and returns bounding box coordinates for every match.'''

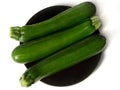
[10,26,21,40]
[20,72,34,87]
[90,16,101,30]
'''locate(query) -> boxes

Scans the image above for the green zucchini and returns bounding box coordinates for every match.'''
[20,34,106,87]
[10,2,96,42]
[12,16,101,63]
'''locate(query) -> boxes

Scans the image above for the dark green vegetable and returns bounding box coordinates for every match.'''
[10,2,96,42]
[12,16,101,63]
[20,34,106,87]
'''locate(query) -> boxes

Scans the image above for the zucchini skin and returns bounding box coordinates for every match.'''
[12,17,100,63]
[10,2,96,42]
[20,34,106,87]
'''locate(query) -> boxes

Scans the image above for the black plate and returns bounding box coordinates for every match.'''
[24,5,103,86]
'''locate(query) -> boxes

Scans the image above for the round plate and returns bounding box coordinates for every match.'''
[24,5,103,86]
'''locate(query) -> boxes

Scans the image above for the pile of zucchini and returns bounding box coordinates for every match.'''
[10,2,106,87]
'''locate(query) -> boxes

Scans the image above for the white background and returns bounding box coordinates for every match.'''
[0,0,120,90]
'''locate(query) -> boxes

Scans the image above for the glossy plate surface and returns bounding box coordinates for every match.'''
[24,5,103,86]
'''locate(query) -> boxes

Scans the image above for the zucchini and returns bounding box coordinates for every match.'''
[10,2,96,42]
[20,34,106,87]
[12,16,101,63]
